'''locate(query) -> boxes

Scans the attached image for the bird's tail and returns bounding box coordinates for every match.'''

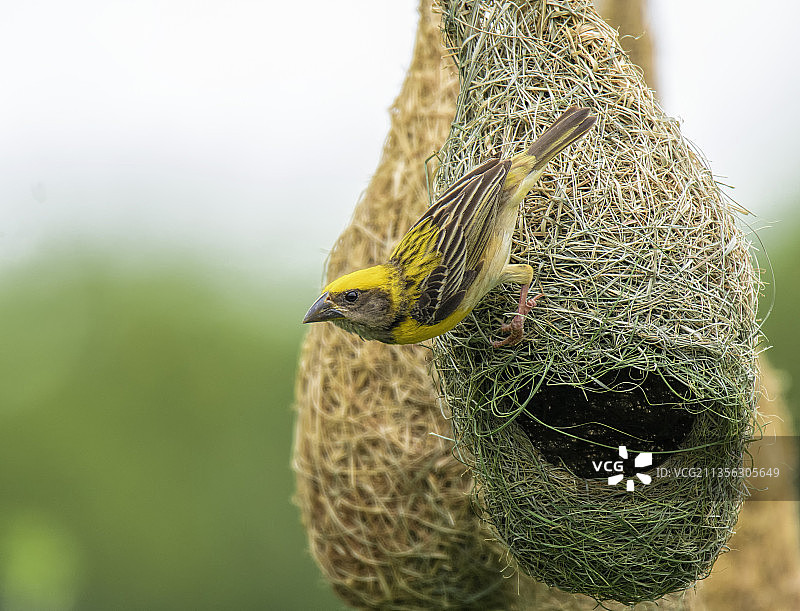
[505,106,596,205]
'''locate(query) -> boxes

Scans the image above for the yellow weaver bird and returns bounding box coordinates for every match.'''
[303,106,596,347]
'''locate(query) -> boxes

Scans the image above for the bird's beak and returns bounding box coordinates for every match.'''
[303,292,345,324]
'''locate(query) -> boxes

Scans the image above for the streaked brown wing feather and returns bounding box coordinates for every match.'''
[389,157,510,325]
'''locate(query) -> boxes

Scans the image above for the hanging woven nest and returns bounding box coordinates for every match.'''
[292,2,531,608]
[431,0,761,605]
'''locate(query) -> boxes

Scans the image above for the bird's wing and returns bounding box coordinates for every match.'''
[389,158,510,326]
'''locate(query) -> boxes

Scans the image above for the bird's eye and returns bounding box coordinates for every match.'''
[344,290,360,303]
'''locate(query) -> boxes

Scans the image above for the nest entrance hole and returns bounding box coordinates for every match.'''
[513,368,697,478]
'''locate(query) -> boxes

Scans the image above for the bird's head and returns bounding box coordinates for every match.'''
[302,265,399,342]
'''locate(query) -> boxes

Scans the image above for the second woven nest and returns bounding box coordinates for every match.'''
[431,0,761,604]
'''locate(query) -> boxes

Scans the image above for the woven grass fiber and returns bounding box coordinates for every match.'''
[431,0,761,605]
[292,2,524,608]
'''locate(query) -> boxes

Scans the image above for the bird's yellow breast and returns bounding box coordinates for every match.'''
[390,307,472,344]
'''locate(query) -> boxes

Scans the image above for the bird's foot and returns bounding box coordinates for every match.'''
[492,315,525,348]
[492,284,543,348]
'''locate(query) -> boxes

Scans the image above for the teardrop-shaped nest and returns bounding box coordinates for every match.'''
[431,0,761,604]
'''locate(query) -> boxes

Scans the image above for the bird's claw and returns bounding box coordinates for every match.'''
[492,315,525,348]
[522,292,543,314]
[491,285,543,348]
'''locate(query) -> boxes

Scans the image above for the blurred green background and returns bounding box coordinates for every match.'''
[0,251,342,610]
[759,208,800,411]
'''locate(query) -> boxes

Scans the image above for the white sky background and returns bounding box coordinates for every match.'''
[2,1,799,285]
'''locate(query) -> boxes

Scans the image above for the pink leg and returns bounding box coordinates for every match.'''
[492,284,543,348]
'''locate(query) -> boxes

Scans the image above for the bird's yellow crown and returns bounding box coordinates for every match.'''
[324,265,394,295]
